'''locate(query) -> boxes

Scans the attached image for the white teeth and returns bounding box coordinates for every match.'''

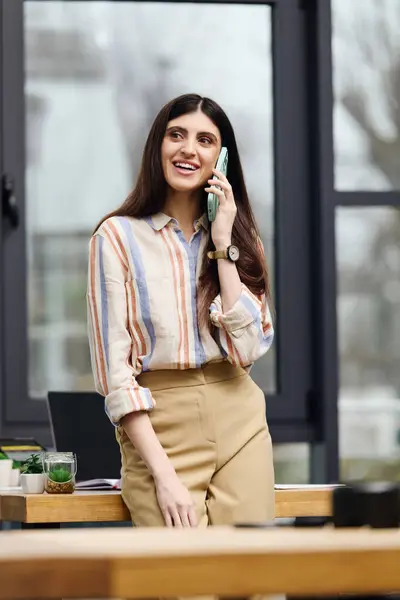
[175,162,197,170]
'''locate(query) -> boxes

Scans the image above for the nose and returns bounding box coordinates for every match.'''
[181,138,196,156]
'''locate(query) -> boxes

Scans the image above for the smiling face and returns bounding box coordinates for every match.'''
[161,109,221,195]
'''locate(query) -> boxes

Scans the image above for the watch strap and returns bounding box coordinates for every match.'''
[207,248,228,260]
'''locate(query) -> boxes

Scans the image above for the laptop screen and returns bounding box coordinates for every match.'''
[47,391,122,482]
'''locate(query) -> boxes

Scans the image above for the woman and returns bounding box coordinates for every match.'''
[87,93,275,529]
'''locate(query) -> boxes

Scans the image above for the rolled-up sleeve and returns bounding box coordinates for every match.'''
[86,231,155,425]
[210,283,274,367]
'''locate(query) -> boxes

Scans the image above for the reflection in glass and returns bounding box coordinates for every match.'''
[25,2,275,397]
[273,444,309,484]
[332,0,400,190]
[336,207,400,481]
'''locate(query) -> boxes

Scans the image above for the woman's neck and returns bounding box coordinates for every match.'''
[163,189,203,233]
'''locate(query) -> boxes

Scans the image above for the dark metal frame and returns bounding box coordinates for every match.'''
[1,0,49,430]
[337,192,400,207]
[0,0,3,438]
[306,0,339,481]
[270,0,313,427]
[308,0,400,480]
[1,0,373,481]
[23,0,277,3]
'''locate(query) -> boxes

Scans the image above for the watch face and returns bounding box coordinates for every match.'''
[228,245,240,262]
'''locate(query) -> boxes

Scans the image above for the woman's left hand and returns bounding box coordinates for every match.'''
[205,168,237,249]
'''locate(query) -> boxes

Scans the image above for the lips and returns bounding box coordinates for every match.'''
[172,160,200,176]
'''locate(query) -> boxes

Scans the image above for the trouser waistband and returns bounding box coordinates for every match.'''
[137,361,246,391]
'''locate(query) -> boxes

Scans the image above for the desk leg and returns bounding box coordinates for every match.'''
[21,522,61,529]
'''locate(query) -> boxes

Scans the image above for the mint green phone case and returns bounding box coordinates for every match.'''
[207,147,228,222]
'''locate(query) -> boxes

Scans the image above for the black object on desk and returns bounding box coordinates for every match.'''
[332,481,400,529]
[47,391,122,482]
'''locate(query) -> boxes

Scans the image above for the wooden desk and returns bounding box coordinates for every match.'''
[1,526,400,598]
[0,487,332,527]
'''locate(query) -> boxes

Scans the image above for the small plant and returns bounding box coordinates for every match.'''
[48,467,72,483]
[0,452,9,460]
[12,460,21,470]
[45,466,75,494]
[43,452,76,494]
[21,453,44,474]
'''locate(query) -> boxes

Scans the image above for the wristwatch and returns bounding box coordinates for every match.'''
[207,245,240,262]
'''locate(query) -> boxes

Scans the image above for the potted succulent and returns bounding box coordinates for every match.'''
[0,452,13,488]
[20,453,45,494]
[43,452,77,494]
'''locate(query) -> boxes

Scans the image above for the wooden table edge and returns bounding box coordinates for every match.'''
[0,488,333,524]
[1,530,400,598]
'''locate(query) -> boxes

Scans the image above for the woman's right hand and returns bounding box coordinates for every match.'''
[120,411,197,527]
[154,471,197,528]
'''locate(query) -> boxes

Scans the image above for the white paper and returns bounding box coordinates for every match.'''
[274,483,343,490]
[75,478,121,490]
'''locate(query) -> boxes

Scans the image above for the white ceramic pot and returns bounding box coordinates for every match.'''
[10,468,20,487]
[0,459,13,487]
[20,473,45,494]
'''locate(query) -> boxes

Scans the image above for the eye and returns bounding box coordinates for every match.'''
[199,136,213,145]
[168,130,183,140]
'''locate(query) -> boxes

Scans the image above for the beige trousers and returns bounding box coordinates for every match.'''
[117,361,275,528]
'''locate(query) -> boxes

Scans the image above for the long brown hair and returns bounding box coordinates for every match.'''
[95,93,271,326]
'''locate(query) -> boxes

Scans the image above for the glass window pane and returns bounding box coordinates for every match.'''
[332,0,400,190]
[336,207,400,481]
[273,444,310,484]
[25,1,275,398]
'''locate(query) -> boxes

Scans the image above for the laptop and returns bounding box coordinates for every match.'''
[47,391,122,483]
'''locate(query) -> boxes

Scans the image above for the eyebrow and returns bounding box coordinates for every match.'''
[165,126,218,142]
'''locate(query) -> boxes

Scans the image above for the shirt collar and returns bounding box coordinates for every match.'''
[146,212,209,232]
[145,213,172,231]
[195,213,209,232]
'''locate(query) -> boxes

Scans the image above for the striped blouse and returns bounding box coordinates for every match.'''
[87,213,274,425]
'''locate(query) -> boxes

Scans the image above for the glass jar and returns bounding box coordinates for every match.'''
[42,452,77,494]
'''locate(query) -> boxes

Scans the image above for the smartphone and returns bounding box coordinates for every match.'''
[207,147,228,222]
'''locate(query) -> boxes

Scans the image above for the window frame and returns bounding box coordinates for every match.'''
[1,0,338,473]
[311,0,400,481]
[327,0,400,479]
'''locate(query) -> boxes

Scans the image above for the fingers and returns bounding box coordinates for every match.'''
[208,177,231,194]
[164,505,196,528]
[163,503,182,528]
[157,481,196,529]
[169,507,183,528]
[176,501,196,527]
[206,175,233,203]
[212,169,233,197]
[179,509,191,528]
[188,505,198,527]
[164,507,194,528]
[164,511,173,528]
[213,168,229,183]
[204,185,226,200]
